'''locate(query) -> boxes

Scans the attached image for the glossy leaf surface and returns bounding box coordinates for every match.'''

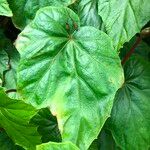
[8,0,76,29]
[107,55,150,150]
[16,6,124,150]
[0,87,41,149]
[98,0,150,50]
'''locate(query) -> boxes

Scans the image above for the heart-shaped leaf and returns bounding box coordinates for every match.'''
[16,7,124,149]
[107,55,150,150]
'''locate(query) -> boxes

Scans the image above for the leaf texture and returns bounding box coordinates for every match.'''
[16,7,124,150]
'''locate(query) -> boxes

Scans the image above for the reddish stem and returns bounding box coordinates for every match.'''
[121,36,142,65]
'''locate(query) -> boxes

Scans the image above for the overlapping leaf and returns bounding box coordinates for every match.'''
[3,41,20,90]
[98,0,150,50]
[76,0,102,29]
[107,55,150,150]
[0,87,41,149]
[16,6,124,149]
[37,141,79,150]
[0,49,8,81]
[7,0,76,29]
[0,0,12,16]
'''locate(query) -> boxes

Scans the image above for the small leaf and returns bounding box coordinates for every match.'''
[98,0,150,50]
[0,87,41,150]
[107,55,150,150]
[31,108,61,143]
[0,0,12,17]
[7,0,76,29]
[36,141,79,150]
[16,6,124,150]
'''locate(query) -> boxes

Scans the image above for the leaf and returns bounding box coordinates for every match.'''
[88,126,120,150]
[76,0,103,29]
[31,108,61,143]
[0,130,24,150]
[98,0,150,50]
[98,128,120,150]
[0,28,20,98]
[4,41,20,90]
[0,0,12,17]
[16,6,124,150]
[88,139,99,150]
[7,0,76,29]
[0,87,41,150]
[36,141,79,150]
[107,55,150,150]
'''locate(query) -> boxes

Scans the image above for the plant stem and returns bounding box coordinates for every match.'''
[121,36,142,65]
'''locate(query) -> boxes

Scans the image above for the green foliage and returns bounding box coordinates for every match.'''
[0,87,41,149]
[16,6,123,150]
[7,0,76,29]
[107,55,150,150]
[37,141,79,150]
[31,108,61,143]
[0,0,12,17]
[98,0,150,50]
[0,1,149,150]
[0,130,24,150]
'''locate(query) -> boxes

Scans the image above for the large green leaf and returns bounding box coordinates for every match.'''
[31,108,61,143]
[107,55,150,150]
[0,87,41,150]
[37,141,79,150]
[0,0,12,17]
[16,7,124,150]
[98,0,150,50]
[7,0,76,29]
